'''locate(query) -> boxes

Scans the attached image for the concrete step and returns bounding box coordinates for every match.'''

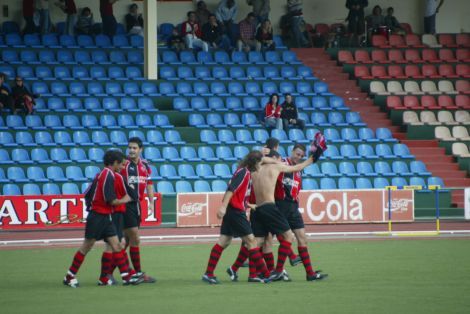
[401,140,439,148]
[444,178,470,187]
[431,170,468,179]
[408,147,446,155]
[424,163,461,172]
[415,155,455,163]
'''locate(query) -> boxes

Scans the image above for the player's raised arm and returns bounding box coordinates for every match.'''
[277,157,313,173]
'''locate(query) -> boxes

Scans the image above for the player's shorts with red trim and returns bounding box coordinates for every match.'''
[250,203,291,237]
[84,211,117,241]
[220,206,253,238]
[123,201,141,229]
[276,200,305,230]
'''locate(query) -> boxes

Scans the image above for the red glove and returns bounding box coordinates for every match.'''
[310,132,327,162]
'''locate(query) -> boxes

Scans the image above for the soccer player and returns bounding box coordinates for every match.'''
[275,143,326,281]
[202,151,272,284]
[250,135,328,281]
[63,150,141,288]
[121,137,156,283]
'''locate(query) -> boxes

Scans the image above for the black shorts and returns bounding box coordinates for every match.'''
[276,200,305,230]
[112,212,124,241]
[123,201,141,229]
[84,211,117,241]
[220,206,253,238]
[252,203,291,237]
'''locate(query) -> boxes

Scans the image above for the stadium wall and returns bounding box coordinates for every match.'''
[0,0,468,35]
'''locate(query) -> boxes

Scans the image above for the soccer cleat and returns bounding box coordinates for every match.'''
[307,272,328,281]
[98,274,117,286]
[248,276,271,283]
[268,270,284,282]
[289,256,302,267]
[202,273,220,284]
[63,275,79,288]
[136,272,157,283]
[282,269,292,282]
[226,267,238,282]
[123,273,145,286]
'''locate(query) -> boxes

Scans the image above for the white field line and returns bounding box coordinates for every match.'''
[1,230,470,246]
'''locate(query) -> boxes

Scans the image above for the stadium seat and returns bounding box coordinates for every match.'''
[157,181,174,194]
[178,164,198,179]
[194,180,211,192]
[175,181,193,193]
[212,180,228,192]
[3,184,21,195]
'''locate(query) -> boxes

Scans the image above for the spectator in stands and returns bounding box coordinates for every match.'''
[256,19,275,51]
[281,94,305,133]
[37,0,51,34]
[0,73,13,114]
[100,0,118,38]
[55,0,77,35]
[196,1,211,26]
[125,3,144,36]
[22,0,38,34]
[182,11,209,52]
[11,77,39,115]
[75,7,96,35]
[366,5,385,30]
[202,14,232,51]
[384,7,404,34]
[286,0,309,48]
[345,0,368,37]
[424,0,444,34]
[247,0,270,25]
[168,27,185,52]
[264,94,283,130]
[237,13,261,52]
[215,0,238,44]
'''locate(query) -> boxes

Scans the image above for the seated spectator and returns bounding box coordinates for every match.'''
[384,7,405,34]
[125,3,144,36]
[256,19,275,51]
[12,77,39,115]
[75,7,96,35]
[366,5,386,30]
[202,14,231,51]
[196,1,211,26]
[0,73,13,114]
[237,13,261,52]
[215,0,238,44]
[55,0,77,35]
[182,11,209,52]
[264,94,283,130]
[281,94,305,133]
[168,27,185,52]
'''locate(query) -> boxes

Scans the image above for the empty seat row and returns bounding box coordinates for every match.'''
[354,64,469,80]
[0,33,142,48]
[403,110,470,125]
[435,126,470,141]
[339,48,469,64]
[159,65,314,80]
[387,95,470,110]
[302,176,444,190]
[1,49,143,64]
[0,113,172,130]
[0,129,185,147]
[372,33,470,48]
[370,80,469,96]
[452,142,470,158]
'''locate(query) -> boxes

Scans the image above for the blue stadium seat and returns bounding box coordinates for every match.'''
[35,131,53,146]
[196,164,217,179]
[189,114,207,128]
[164,130,184,144]
[36,66,53,80]
[110,51,126,63]
[376,128,396,142]
[357,161,377,176]
[91,131,111,145]
[374,161,395,176]
[340,144,360,159]
[91,50,109,64]
[70,147,90,163]
[110,130,128,145]
[177,82,194,95]
[217,130,236,144]
[226,97,242,110]
[206,113,224,127]
[194,82,211,95]
[72,66,89,80]
[147,130,166,145]
[113,35,130,48]
[73,131,93,146]
[233,146,249,159]
[141,82,159,95]
[198,146,217,161]
[314,82,330,94]
[247,66,263,79]
[200,129,219,144]
[282,51,301,64]
[297,82,315,96]
[0,131,15,146]
[41,183,60,195]
[129,34,143,47]
[7,166,28,182]
[228,82,245,95]
[216,146,236,161]
[6,115,25,129]
[392,177,408,187]
[105,84,123,97]
[320,178,337,189]
[194,180,211,192]
[77,35,94,47]
[254,129,269,143]
[281,66,296,79]
[2,21,20,34]
[236,129,256,144]
[177,66,194,80]
[153,114,172,128]
[178,164,198,180]
[100,115,118,128]
[345,112,366,126]
[42,34,59,47]
[263,82,278,94]
[393,144,414,159]
[3,184,21,195]
[57,50,74,63]
[410,176,426,187]
[231,51,248,64]
[428,177,445,187]
[47,166,67,182]
[328,112,347,126]
[173,97,189,111]
[49,147,70,163]
[88,148,105,162]
[356,178,373,189]
[197,51,214,64]
[358,128,378,142]
[16,131,35,147]
[180,146,200,162]
[302,179,319,190]
[195,67,212,80]
[211,180,228,192]
[62,183,80,195]
[59,34,77,47]
[191,97,209,111]
[5,33,22,46]
[311,112,328,126]
[123,83,141,96]
[263,66,280,79]
[75,50,92,63]
[248,51,265,64]
[322,145,341,160]
[341,128,360,142]
[265,51,282,64]
[207,97,224,110]
[66,166,87,181]
[44,115,63,129]
[175,180,193,193]
[11,148,32,164]
[144,147,163,162]
[21,50,38,63]
[271,129,289,143]
[230,67,246,79]
[157,181,175,194]
[127,50,143,63]
[376,144,395,159]
[84,166,100,180]
[24,33,41,47]
[358,144,379,159]
[160,164,180,180]
[374,177,390,189]
[23,183,41,195]
[391,161,413,176]
[321,162,341,177]
[214,164,232,179]
[339,161,359,177]
[162,147,182,162]
[243,97,260,110]
[108,67,125,79]
[128,130,145,142]
[211,82,228,95]
[409,161,431,176]
[323,128,342,143]
[178,51,196,64]
[95,34,111,47]
[0,149,12,164]
[304,164,323,177]
[280,82,296,94]
[339,177,355,189]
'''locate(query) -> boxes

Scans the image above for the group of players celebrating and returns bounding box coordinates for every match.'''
[63,138,156,288]
[202,134,328,284]
[62,133,327,287]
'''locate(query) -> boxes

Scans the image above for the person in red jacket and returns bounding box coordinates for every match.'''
[182,11,209,52]
[264,93,283,130]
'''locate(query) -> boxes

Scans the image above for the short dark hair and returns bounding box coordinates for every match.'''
[128,137,143,148]
[267,150,281,159]
[130,4,138,10]
[265,137,280,150]
[187,11,196,17]
[103,149,125,166]
[208,13,216,19]
[293,143,306,152]
[387,7,394,12]
[239,150,263,172]
[82,7,91,14]
[247,12,256,19]
[270,93,279,103]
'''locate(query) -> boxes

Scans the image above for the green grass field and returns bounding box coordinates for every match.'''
[1,239,469,314]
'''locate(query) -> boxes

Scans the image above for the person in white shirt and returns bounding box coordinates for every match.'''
[424,0,444,34]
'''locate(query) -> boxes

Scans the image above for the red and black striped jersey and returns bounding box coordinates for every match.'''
[227,167,252,211]
[274,158,302,202]
[113,172,128,213]
[84,167,117,215]
[120,158,152,202]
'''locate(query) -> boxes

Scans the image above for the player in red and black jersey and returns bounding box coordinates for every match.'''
[202,151,272,284]
[120,137,156,283]
[275,143,325,281]
[63,150,142,288]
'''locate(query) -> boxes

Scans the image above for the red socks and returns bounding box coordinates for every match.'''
[68,251,85,277]
[231,245,249,272]
[99,252,113,281]
[263,252,275,272]
[298,246,316,276]
[205,244,224,277]
[249,248,270,278]
[113,251,131,280]
[275,240,292,272]
[129,246,141,273]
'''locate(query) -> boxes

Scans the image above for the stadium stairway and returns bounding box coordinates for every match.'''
[295,48,469,209]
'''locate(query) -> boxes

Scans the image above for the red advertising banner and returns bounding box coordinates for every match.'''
[0,194,162,230]
[176,189,414,227]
